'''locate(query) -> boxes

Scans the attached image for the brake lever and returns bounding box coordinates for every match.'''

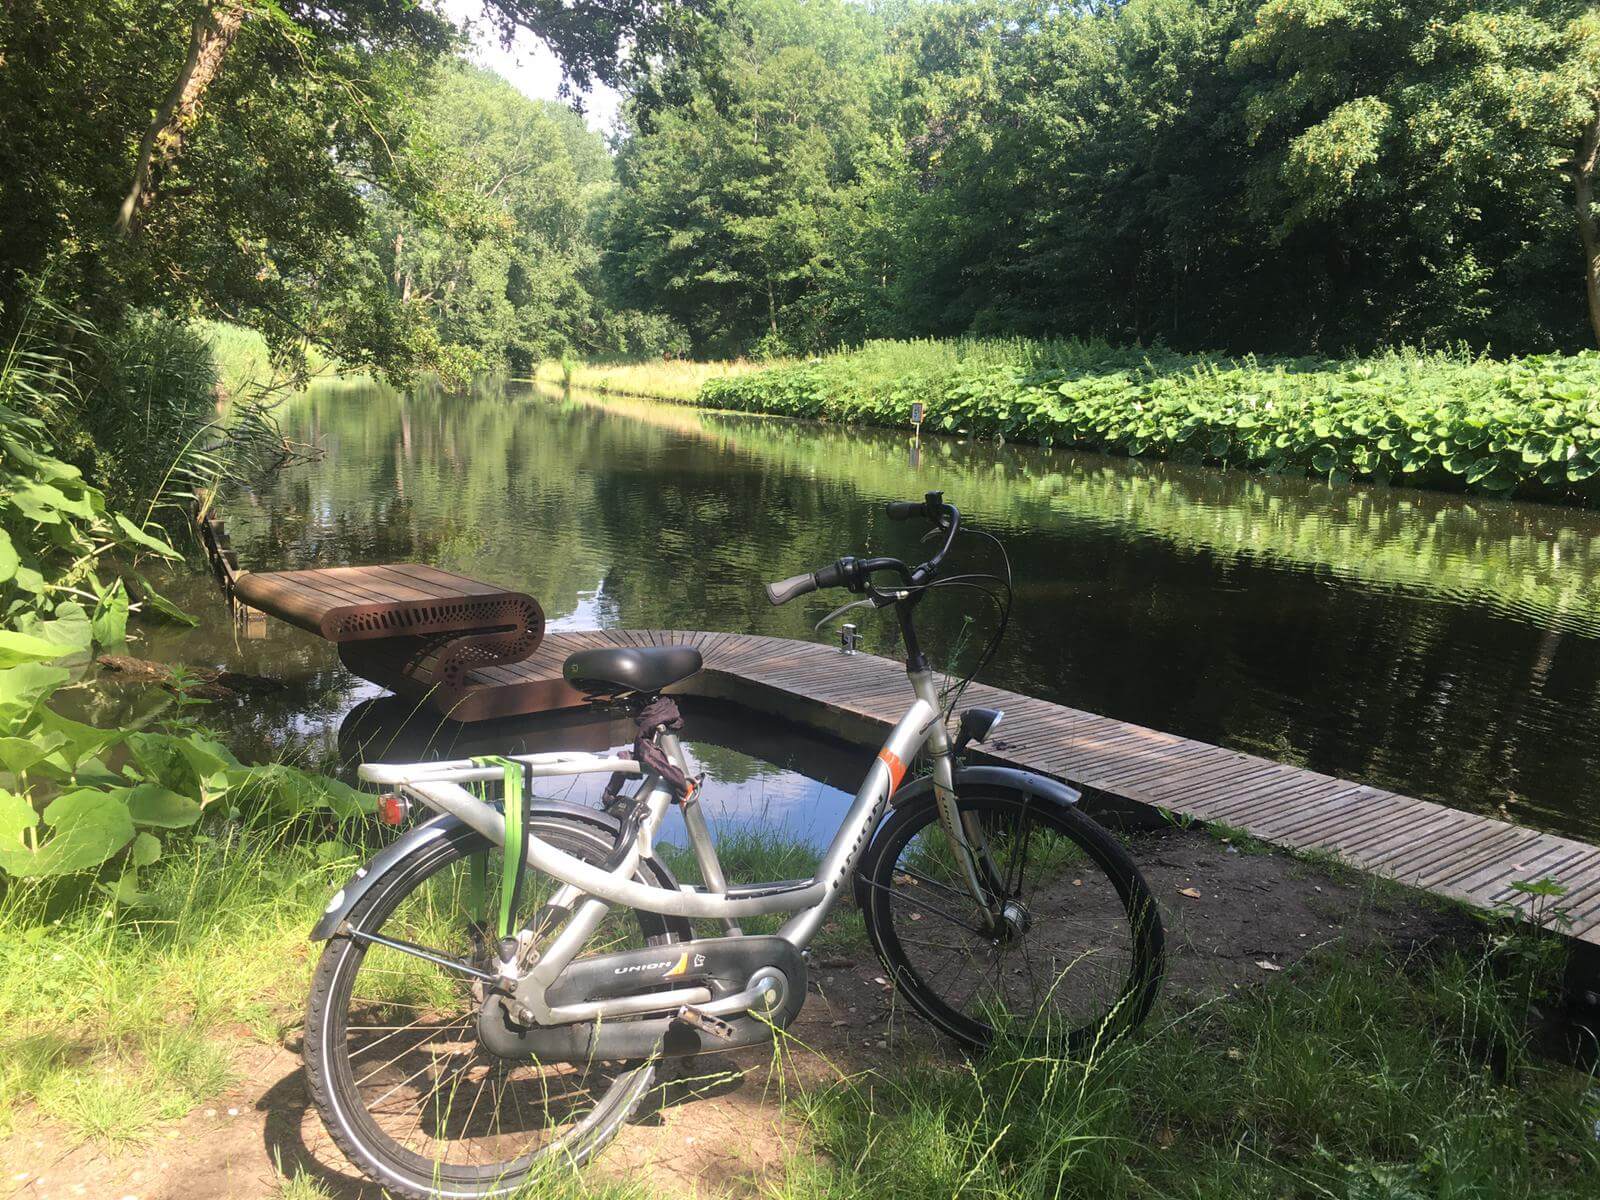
[813,596,876,635]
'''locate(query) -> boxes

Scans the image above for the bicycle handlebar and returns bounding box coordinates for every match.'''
[764,492,958,606]
[764,572,818,606]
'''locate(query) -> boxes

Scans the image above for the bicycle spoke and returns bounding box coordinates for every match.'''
[316,822,672,1188]
[878,795,1148,1043]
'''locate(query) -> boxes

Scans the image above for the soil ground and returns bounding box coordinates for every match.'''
[1,828,1473,1200]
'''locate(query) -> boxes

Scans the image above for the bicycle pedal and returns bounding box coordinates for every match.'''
[674,1004,736,1042]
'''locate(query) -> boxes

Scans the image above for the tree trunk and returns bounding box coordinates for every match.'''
[1573,95,1600,349]
[116,4,246,236]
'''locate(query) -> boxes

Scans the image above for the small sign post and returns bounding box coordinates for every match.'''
[910,401,924,444]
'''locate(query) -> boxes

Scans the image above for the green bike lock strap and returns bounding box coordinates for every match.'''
[465,778,490,930]
[474,756,528,939]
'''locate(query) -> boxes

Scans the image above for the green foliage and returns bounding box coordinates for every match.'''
[609,0,1600,358]
[0,636,370,885]
[365,63,647,382]
[605,0,904,357]
[0,302,185,623]
[535,356,771,401]
[789,942,1598,1199]
[0,1,457,359]
[196,320,337,397]
[0,815,364,1138]
[0,0,727,382]
[703,338,1600,502]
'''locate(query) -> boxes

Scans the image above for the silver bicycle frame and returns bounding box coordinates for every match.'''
[357,669,985,1025]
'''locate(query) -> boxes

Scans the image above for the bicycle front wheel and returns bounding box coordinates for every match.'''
[858,784,1163,1051]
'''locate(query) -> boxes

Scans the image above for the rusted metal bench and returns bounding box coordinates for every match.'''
[229,563,545,717]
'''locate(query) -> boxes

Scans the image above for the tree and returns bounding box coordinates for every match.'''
[1230,0,1598,350]
[367,64,622,378]
[112,0,726,238]
[605,0,902,356]
[1562,11,1600,344]
[0,0,730,374]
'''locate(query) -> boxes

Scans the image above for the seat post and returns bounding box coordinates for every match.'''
[659,728,742,936]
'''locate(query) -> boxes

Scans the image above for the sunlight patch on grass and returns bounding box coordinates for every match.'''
[533,357,773,402]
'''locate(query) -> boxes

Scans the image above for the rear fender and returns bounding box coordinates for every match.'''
[310,799,666,941]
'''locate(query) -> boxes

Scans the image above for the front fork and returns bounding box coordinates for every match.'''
[910,670,1005,934]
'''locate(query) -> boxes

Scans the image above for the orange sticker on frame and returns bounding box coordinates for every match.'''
[877,748,907,793]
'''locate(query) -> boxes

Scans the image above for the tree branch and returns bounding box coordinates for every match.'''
[116,4,246,237]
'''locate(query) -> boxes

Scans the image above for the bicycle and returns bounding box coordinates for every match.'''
[303,491,1165,1198]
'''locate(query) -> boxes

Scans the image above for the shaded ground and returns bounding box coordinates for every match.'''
[1,828,1475,1200]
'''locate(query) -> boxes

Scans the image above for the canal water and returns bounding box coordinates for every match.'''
[126,377,1600,844]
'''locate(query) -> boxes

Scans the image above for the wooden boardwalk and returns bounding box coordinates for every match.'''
[456,628,1600,949]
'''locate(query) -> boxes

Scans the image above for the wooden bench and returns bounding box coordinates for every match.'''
[229,564,545,715]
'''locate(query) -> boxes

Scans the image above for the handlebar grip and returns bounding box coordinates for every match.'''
[765,572,818,606]
[885,500,923,521]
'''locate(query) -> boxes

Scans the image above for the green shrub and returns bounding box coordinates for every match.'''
[0,633,372,888]
[78,312,221,514]
[0,302,185,627]
[702,341,1600,504]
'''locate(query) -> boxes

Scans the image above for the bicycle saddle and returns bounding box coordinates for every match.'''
[563,645,703,697]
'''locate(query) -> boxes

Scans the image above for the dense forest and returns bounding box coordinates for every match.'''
[611,0,1600,359]
[3,0,1598,397]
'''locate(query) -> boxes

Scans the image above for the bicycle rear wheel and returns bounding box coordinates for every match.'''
[304,815,688,1199]
[858,784,1163,1051]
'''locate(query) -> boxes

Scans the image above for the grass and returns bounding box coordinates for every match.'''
[273,1164,339,1200]
[4,806,1595,1197]
[784,940,1600,1199]
[534,338,1061,403]
[1204,819,1273,856]
[197,319,339,397]
[656,824,868,953]
[531,357,772,402]
[0,819,355,1142]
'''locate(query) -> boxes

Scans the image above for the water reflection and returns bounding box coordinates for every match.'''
[339,695,866,849]
[137,377,1600,841]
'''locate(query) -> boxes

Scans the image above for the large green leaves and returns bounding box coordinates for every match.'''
[126,783,202,829]
[0,630,75,669]
[704,344,1600,504]
[0,786,135,878]
[112,515,181,560]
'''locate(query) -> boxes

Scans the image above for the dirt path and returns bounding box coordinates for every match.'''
[2,829,1468,1200]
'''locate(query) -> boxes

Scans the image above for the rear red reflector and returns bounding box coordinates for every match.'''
[376,793,409,825]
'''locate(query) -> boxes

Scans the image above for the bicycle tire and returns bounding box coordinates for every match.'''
[858,784,1163,1052]
[304,816,688,1199]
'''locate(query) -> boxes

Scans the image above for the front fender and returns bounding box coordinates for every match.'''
[855,764,1081,915]
[310,798,657,942]
[890,763,1082,810]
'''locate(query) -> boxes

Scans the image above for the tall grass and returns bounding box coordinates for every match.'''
[532,357,774,402]
[0,818,355,1142]
[530,339,1076,403]
[784,940,1600,1198]
[196,319,339,397]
